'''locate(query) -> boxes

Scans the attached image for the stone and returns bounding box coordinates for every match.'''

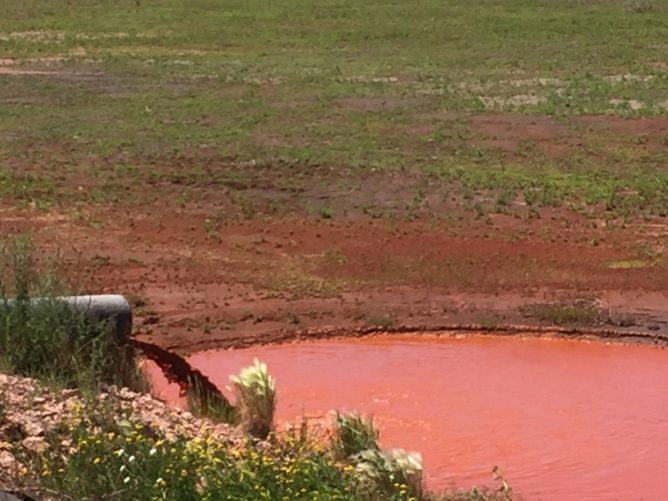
[22,422,44,437]
[0,450,16,471]
[21,437,47,454]
[61,388,79,399]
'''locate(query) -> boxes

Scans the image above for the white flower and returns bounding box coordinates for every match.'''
[114,449,125,457]
[119,465,126,472]
[128,455,136,463]
[149,448,157,456]
[123,477,131,484]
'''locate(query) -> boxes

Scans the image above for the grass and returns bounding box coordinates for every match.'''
[229,358,276,439]
[331,412,379,460]
[0,0,666,218]
[520,301,607,327]
[185,374,238,425]
[258,257,347,299]
[0,236,146,392]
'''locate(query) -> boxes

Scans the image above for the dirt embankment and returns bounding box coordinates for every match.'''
[3,199,668,356]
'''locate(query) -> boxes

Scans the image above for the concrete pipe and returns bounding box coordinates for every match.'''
[59,295,133,341]
[3,294,133,341]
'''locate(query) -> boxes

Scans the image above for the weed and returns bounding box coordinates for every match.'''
[352,448,424,500]
[92,254,111,267]
[229,359,276,439]
[203,218,220,242]
[366,315,395,328]
[0,0,665,220]
[322,248,348,266]
[186,375,238,425]
[520,301,606,327]
[176,189,189,208]
[260,257,345,299]
[331,411,379,460]
[319,205,334,219]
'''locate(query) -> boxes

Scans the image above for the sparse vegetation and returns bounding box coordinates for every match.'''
[260,257,347,299]
[366,315,396,329]
[520,301,607,327]
[0,0,667,219]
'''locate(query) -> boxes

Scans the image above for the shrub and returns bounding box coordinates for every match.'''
[352,448,424,500]
[0,236,145,392]
[331,411,379,459]
[229,358,276,439]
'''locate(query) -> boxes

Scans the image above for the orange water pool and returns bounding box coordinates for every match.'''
[148,334,668,500]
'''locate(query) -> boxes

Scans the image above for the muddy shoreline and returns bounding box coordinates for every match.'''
[150,319,668,354]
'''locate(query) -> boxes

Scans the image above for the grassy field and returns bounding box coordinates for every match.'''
[1,0,667,218]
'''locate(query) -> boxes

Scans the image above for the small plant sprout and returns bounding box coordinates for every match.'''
[230,358,276,439]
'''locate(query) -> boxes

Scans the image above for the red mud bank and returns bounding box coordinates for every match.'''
[148,334,668,501]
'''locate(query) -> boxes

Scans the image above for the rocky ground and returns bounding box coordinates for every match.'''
[0,373,240,498]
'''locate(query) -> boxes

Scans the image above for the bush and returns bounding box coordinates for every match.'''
[352,448,424,500]
[0,236,145,392]
[229,358,276,439]
[331,411,379,459]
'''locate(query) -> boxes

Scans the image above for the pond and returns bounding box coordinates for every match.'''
[148,333,668,500]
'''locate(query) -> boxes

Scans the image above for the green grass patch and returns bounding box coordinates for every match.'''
[0,0,666,216]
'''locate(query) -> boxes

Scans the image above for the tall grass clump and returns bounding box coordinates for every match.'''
[186,374,238,424]
[229,358,276,439]
[352,448,424,500]
[331,411,379,459]
[0,236,145,392]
